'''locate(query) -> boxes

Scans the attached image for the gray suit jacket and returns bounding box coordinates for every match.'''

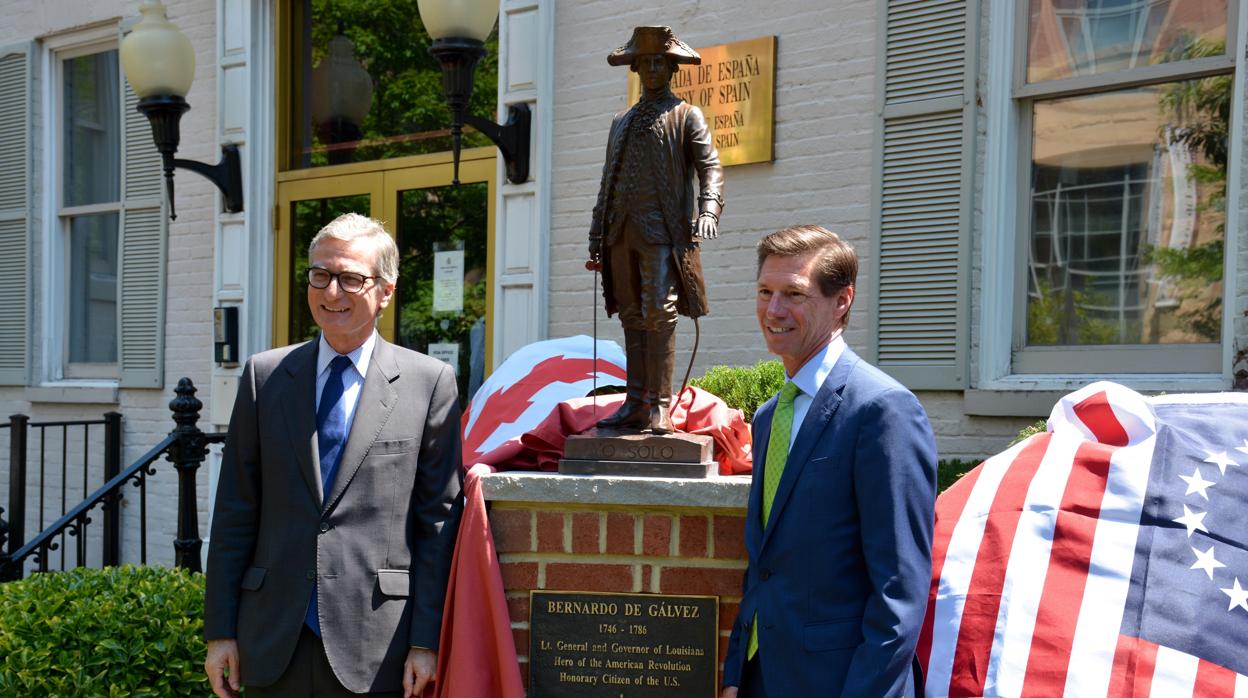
[204,338,464,693]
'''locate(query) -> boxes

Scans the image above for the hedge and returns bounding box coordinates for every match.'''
[0,565,208,696]
[688,360,786,423]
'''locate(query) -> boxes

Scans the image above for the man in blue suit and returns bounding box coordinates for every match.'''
[722,225,937,697]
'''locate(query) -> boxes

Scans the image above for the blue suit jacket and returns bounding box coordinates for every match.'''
[723,347,937,697]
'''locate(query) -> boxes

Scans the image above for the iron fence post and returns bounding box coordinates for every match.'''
[102,412,123,567]
[168,379,206,572]
[3,414,28,581]
[0,505,8,580]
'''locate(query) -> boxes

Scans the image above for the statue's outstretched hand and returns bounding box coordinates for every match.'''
[694,214,719,240]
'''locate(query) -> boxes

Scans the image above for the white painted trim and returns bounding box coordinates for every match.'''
[978,0,1019,388]
[1222,0,1248,383]
[491,0,552,369]
[247,0,276,358]
[535,0,554,345]
[978,0,1244,392]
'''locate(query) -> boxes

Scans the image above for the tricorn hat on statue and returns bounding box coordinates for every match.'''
[607,26,701,67]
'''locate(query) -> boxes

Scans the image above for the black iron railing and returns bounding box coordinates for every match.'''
[0,412,122,571]
[0,378,223,581]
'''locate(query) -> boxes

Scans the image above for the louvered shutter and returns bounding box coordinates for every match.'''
[0,43,31,386]
[871,0,976,389]
[117,41,167,389]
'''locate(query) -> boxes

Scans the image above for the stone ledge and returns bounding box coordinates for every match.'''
[480,471,751,510]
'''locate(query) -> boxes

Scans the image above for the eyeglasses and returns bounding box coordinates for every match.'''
[307,267,379,294]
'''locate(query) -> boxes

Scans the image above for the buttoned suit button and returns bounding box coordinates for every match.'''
[760,569,771,580]
[306,570,315,580]
[319,522,330,533]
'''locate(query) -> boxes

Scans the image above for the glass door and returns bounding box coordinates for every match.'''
[384,153,495,406]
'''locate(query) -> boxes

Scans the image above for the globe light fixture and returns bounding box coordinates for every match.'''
[310,31,374,165]
[120,0,243,220]
[418,0,530,185]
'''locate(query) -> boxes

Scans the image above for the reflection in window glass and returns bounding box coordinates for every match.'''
[1027,0,1226,83]
[396,183,488,407]
[1026,77,1228,346]
[63,51,119,206]
[289,194,373,343]
[67,213,118,363]
[288,0,498,169]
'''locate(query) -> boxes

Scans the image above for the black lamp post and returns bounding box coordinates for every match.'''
[120,1,243,220]
[418,0,530,185]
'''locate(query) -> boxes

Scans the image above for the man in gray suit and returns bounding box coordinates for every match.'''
[204,213,464,697]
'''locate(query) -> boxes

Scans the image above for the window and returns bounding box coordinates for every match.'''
[59,48,120,377]
[997,0,1236,378]
[25,25,168,389]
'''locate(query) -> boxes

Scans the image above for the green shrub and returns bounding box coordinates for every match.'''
[937,459,979,492]
[0,565,208,696]
[689,360,786,422]
[1009,419,1048,447]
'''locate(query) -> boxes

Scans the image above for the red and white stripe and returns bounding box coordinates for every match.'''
[921,382,1177,697]
[1107,635,1248,697]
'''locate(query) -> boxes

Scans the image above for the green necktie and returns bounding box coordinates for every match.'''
[748,380,800,660]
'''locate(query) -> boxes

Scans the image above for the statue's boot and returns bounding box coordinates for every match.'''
[645,326,676,434]
[597,329,650,430]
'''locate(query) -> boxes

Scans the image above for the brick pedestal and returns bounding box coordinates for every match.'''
[481,472,751,692]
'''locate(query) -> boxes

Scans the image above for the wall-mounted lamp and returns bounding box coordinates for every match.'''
[417,0,530,185]
[120,0,243,220]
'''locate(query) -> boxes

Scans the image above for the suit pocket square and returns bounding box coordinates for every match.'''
[371,438,418,456]
[377,569,410,597]
[803,618,862,652]
[240,566,267,591]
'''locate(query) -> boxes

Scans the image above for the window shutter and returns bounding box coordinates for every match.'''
[871,0,977,389]
[117,63,167,388]
[0,43,31,386]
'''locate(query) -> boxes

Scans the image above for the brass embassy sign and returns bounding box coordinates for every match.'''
[629,35,777,167]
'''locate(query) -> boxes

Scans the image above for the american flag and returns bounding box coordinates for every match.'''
[919,381,1248,697]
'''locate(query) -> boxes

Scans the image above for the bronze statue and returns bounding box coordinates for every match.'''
[587,25,724,434]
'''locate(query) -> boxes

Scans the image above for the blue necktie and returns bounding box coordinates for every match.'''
[306,354,352,635]
[316,355,353,496]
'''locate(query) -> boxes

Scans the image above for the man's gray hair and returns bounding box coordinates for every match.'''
[308,213,399,284]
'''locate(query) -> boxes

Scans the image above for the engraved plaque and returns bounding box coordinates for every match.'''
[530,591,718,697]
[563,432,713,463]
[559,432,716,478]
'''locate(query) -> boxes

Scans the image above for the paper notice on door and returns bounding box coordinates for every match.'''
[433,250,464,313]
[428,342,460,373]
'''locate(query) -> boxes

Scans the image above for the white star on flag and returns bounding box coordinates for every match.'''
[1203,450,1239,476]
[1172,504,1208,537]
[1190,544,1226,580]
[1221,578,1248,613]
[1178,468,1216,500]
[1235,438,1248,456]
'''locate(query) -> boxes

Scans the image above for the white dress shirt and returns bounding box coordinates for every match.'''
[315,331,376,441]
